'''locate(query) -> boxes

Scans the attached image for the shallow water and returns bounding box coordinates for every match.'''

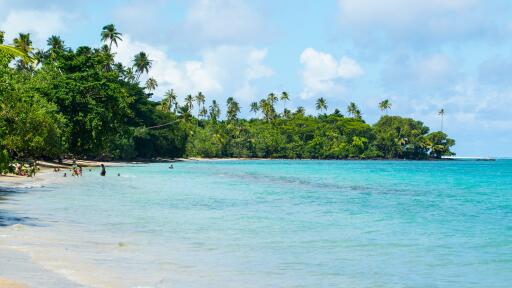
[1,160,511,287]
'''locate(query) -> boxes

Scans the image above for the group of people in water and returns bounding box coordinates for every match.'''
[56,161,117,177]
[53,160,175,178]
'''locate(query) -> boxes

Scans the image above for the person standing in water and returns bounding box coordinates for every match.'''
[100,164,106,176]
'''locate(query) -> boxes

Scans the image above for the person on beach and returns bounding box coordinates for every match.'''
[63,172,67,177]
[100,164,106,176]
[79,166,83,176]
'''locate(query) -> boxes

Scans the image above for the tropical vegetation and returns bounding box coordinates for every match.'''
[0,26,455,164]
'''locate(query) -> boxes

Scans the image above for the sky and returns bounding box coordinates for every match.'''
[1,0,512,157]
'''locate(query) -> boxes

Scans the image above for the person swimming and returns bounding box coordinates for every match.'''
[169,164,174,169]
[100,164,106,176]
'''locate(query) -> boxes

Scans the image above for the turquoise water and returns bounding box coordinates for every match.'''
[1,160,512,287]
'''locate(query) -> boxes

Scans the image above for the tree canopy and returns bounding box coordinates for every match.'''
[0,27,455,162]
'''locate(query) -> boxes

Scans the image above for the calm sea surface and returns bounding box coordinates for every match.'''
[1,160,511,287]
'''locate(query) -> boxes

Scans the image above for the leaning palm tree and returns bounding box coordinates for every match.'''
[101,24,122,51]
[315,97,328,113]
[132,51,152,80]
[438,109,445,132]
[379,99,391,115]
[0,44,29,59]
[250,101,259,116]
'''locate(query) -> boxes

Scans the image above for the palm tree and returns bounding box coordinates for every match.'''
[227,99,241,121]
[438,109,445,132]
[280,91,289,112]
[315,97,328,113]
[250,102,259,116]
[259,99,275,122]
[32,49,48,66]
[132,52,152,80]
[13,33,33,69]
[196,92,206,118]
[379,99,391,115]
[199,106,208,118]
[13,33,32,54]
[209,100,221,122]
[47,35,64,51]
[184,94,195,111]
[267,92,278,106]
[0,31,31,62]
[145,77,158,94]
[101,24,122,51]
[347,102,362,119]
[296,106,306,116]
[162,89,177,112]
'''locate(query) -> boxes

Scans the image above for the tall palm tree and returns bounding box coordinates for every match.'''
[196,92,206,118]
[250,102,259,116]
[47,35,64,51]
[101,24,122,51]
[209,100,221,122]
[162,89,177,112]
[379,99,391,115]
[315,97,328,113]
[13,33,33,69]
[347,102,361,119]
[13,33,32,54]
[280,91,289,112]
[184,94,195,111]
[259,99,275,122]
[438,109,445,132]
[132,51,152,80]
[267,92,278,105]
[145,77,158,94]
[227,99,241,121]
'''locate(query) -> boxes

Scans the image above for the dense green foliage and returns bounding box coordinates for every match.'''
[0,27,455,162]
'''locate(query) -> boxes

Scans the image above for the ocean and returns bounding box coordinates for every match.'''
[1,160,511,287]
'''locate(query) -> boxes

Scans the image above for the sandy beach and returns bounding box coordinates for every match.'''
[0,165,84,287]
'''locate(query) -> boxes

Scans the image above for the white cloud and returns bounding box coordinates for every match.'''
[299,48,363,99]
[337,0,500,48]
[115,35,273,103]
[338,0,475,27]
[0,9,70,46]
[382,53,460,89]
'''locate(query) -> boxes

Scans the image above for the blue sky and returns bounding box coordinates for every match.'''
[1,0,512,157]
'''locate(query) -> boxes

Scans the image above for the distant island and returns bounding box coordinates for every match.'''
[0,24,454,172]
